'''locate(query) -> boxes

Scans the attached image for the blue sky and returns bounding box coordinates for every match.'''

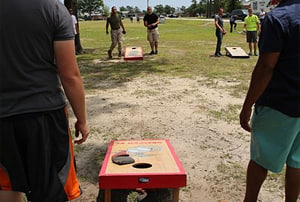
[103,0,193,10]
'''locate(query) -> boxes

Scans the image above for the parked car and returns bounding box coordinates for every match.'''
[230,9,248,21]
[168,14,178,18]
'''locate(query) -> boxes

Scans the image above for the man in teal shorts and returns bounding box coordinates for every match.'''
[240,0,300,201]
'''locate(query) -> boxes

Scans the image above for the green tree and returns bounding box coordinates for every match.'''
[119,6,127,11]
[224,0,242,13]
[164,5,175,14]
[103,5,110,17]
[154,4,164,15]
[78,0,104,19]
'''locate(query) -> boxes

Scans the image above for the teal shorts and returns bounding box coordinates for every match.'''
[251,106,300,173]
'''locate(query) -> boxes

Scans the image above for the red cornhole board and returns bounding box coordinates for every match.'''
[99,139,186,202]
[124,46,143,60]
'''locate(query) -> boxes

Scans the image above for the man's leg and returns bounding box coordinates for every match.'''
[117,31,123,57]
[253,42,257,55]
[108,31,118,58]
[215,32,222,56]
[248,43,253,55]
[0,191,23,202]
[244,160,268,202]
[154,41,158,54]
[285,165,300,202]
[149,41,155,54]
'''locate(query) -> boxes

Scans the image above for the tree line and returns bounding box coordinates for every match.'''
[72,0,243,19]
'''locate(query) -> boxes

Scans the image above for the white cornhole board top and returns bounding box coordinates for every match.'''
[124,46,143,60]
[225,47,250,58]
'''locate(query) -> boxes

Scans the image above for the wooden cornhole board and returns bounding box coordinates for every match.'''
[99,139,186,202]
[124,46,143,60]
[225,46,249,58]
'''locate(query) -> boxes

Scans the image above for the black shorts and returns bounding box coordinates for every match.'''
[246,31,258,43]
[0,108,81,202]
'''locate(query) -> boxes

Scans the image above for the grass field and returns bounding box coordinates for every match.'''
[77,18,257,98]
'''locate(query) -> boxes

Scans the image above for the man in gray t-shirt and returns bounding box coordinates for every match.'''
[0,0,90,201]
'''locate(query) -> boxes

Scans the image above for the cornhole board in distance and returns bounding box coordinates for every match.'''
[99,139,186,202]
[225,46,250,58]
[124,46,143,60]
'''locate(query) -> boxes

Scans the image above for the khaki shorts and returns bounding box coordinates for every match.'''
[147,28,159,42]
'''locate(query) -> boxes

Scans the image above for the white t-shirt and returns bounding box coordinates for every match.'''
[259,11,265,20]
[71,14,77,34]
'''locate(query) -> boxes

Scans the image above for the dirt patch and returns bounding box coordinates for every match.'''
[72,76,285,202]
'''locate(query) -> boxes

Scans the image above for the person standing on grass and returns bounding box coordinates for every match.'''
[214,8,226,57]
[259,8,266,24]
[0,0,90,201]
[240,0,300,201]
[106,6,126,59]
[243,8,260,56]
[69,8,80,55]
[229,15,237,33]
[143,6,160,55]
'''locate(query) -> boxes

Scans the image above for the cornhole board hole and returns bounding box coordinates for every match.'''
[124,46,143,60]
[225,46,250,58]
[99,139,186,202]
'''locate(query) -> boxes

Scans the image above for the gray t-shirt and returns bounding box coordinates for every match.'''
[0,0,75,118]
[215,14,224,32]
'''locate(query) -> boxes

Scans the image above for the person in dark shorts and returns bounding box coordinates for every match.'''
[0,0,90,201]
[240,0,300,201]
[243,8,260,56]
[143,6,160,55]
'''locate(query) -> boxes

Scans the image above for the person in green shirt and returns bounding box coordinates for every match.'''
[243,8,260,56]
[106,6,126,58]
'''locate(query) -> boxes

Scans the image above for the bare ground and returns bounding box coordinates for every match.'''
[71,74,286,202]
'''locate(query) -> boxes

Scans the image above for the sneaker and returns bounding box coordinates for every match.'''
[149,50,155,55]
[108,50,112,58]
[214,53,221,57]
[248,52,253,56]
[154,50,158,54]
[254,52,258,56]
[118,51,122,57]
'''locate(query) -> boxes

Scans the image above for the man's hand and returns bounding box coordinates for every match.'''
[239,106,252,132]
[74,121,90,144]
[106,31,109,35]
[122,30,126,34]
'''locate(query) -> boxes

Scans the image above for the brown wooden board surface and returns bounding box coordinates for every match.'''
[99,139,186,189]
